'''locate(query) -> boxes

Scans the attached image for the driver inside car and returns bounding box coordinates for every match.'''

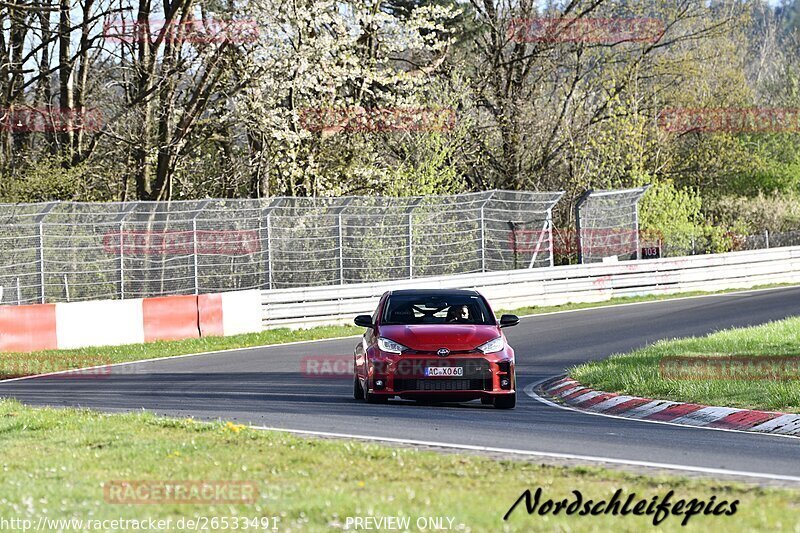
[446,304,471,323]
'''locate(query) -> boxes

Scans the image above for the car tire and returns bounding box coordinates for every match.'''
[493,393,516,409]
[480,396,493,405]
[365,388,389,404]
[353,375,364,400]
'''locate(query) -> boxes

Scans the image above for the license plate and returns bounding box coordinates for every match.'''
[425,366,464,377]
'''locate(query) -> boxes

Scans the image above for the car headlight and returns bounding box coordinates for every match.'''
[476,336,504,354]
[378,337,409,354]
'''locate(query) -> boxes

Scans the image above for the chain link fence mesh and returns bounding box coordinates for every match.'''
[3,189,798,305]
[574,186,650,263]
[0,190,564,304]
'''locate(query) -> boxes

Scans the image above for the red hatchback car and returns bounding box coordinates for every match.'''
[353,289,519,409]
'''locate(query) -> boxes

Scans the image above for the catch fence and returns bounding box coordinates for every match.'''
[0,190,564,304]
[2,187,796,305]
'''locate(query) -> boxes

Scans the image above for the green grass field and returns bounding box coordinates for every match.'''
[571,317,800,413]
[2,283,797,381]
[0,399,796,532]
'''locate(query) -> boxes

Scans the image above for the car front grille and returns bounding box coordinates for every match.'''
[393,378,492,392]
[393,358,491,378]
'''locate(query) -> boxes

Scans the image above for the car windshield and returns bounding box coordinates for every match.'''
[382,294,495,325]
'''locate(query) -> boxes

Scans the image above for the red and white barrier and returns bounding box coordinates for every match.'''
[0,289,261,353]
[0,304,58,352]
[56,299,144,349]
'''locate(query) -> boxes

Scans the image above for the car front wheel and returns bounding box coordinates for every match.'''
[365,383,388,404]
[494,393,516,409]
[353,375,364,400]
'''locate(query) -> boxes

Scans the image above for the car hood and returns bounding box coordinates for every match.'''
[378,324,501,352]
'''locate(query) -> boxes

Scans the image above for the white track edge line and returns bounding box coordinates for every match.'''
[524,378,800,441]
[246,424,800,484]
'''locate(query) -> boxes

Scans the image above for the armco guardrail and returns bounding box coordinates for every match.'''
[261,247,800,328]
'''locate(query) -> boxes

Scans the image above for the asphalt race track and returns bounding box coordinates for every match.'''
[2,287,800,481]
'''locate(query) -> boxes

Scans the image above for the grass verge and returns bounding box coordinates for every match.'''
[1,282,797,380]
[0,399,796,532]
[571,317,800,413]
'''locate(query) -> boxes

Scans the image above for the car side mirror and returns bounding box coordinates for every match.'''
[499,314,519,328]
[354,315,374,328]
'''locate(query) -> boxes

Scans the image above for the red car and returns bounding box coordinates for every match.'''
[353,289,519,409]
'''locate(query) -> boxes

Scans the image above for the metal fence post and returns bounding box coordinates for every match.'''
[39,222,46,303]
[261,198,284,291]
[765,229,770,248]
[32,202,57,303]
[574,191,591,265]
[119,221,125,299]
[477,191,496,273]
[189,200,211,295]
[338,212,345,285]
[547,209,555,268]
[16,277,21,305]
[405,198,423,279]
[480,205,486,272]
[192,218,199,295]
[113,202,137,300]
[408,212,414,278]
[266,213,273,289]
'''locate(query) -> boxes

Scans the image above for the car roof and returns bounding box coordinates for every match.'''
[388,289,481,297]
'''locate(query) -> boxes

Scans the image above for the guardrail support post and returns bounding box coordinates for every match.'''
[765,229,770,248]
[16,277,21,305]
